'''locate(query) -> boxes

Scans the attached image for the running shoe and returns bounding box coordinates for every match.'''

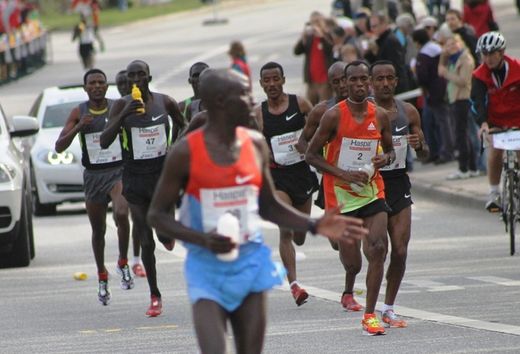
[446,170,470,180]
[341,293,363,312]
[98,280,111,306]
[146,295,162,317]
[290,283,309,306]
[361,313,386,336]
[382,310,408,328]
[485,191,501,212]
[132,263,147,278]
[116,263,135,290]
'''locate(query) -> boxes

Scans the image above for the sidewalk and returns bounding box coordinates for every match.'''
[410,160,488,210]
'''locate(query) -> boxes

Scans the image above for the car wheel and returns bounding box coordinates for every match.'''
[0,197,31,268]
[31,168,57,216]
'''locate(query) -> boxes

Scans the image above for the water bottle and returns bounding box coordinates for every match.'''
[216,212,240,262]
[350,163,374,193]
[131,84,145,114]
[73,272,88,281]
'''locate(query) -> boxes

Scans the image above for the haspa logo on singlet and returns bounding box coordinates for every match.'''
[212,189,249,207]
[367,122,376,131]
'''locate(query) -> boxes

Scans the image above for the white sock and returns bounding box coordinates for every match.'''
[289,281,299,288]
[382,304,393,314]
[133,256,141,266]
[490,185,499,194]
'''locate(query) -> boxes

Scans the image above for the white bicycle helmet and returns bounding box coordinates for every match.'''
[476,31,506,53]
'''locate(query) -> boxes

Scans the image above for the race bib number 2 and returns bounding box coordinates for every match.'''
[337,138,378,171]
[131,124,167,160]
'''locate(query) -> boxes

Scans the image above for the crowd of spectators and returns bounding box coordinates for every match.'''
[0,0,46,85]
[294,0,499,179]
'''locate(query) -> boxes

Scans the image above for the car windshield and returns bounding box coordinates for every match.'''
[42,102,81,128]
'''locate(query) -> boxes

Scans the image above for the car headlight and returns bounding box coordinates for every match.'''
[38,150,76,165]
[0,163,16,183]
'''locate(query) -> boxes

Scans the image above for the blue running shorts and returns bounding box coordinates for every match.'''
[184,242,284,312]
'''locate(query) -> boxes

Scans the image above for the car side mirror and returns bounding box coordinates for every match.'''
[10,115,39,138]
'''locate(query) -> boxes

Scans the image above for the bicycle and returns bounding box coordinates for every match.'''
[489,129,520,256]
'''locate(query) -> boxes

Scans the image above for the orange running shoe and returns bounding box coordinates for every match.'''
[146,295,162,317]
[362,313,386,336]
[341,293,363,312]
[290,283,309,306]
[132,263,147,278]
[382,310,408,328]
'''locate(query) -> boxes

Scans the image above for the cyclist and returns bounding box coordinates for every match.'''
[471,32,520,212]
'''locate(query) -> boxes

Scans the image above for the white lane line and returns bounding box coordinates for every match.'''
[403,279,464,292]
[279,284,520,336]
[468,276,520,287]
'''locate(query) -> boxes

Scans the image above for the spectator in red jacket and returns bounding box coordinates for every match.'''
[463,0,498,38]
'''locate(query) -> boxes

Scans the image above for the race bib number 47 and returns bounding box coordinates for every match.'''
[131,124,167,160]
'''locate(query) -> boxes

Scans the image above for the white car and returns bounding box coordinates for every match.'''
[28,85,120,215]
[0,105,39,268]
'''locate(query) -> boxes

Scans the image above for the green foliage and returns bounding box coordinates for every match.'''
[40,0,204,31]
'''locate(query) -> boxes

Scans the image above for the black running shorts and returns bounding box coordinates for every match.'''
[383,174,413,217]
[270,163,318,206]
[342,198,391,218]
[122,170,161,206]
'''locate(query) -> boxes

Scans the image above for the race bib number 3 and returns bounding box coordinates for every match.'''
[270,129,305,166]
[200,185,261,244]
[131,124,167,160]
[380,135,407,171]
[337,138,378,171]
[85,132,122,164]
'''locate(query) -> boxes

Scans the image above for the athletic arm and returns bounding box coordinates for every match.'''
[296,103,325,153]
[255,135,367,242]
[305,108,369,185]
[165,95,187,143]
[372,108,395,169]
[100,98,130,148]
[253,104,263,132]
[470,76,488,127]
[405,102,429,160]
[55,107,83,153]
[147,139,235,253]
[184,111,208,135]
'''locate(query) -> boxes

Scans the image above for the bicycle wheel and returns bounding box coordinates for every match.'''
[507,170,516,256]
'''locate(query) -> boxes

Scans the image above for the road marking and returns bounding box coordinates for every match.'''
[468,276,520,286]
[80,324,178,334]
[403,279,464,292]
[136,324,178,331]
[105,328,122,333]
[277,284,520,336]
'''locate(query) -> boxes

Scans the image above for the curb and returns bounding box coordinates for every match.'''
[410,176,487,211]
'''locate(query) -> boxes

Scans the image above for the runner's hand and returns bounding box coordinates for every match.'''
[371,154,388,169]
[121,99,145,118]
[315,206,367,242]
[78,114,94,128]
[339,170,369,185]
[204,233,236,254]
[407,133,421,150]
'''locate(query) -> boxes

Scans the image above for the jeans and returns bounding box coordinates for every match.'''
[450,100,476,172]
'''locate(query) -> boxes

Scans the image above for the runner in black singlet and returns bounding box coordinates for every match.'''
[371,60,428,328]
[55,69,133,305]
[254,62,317,306]
[100,60,185,317]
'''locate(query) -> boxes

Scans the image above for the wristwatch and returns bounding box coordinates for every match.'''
[307,218,319,236]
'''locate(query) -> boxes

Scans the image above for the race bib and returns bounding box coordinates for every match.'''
[200,185,261,244]
[337,138,378,171]
[492,131,520,150]
[270,129,305,166]
[380,135,408,171]
[84,132,122,164]
[131,124,167,160]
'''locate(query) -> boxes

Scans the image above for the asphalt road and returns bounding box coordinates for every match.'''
[1,0,520,352]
